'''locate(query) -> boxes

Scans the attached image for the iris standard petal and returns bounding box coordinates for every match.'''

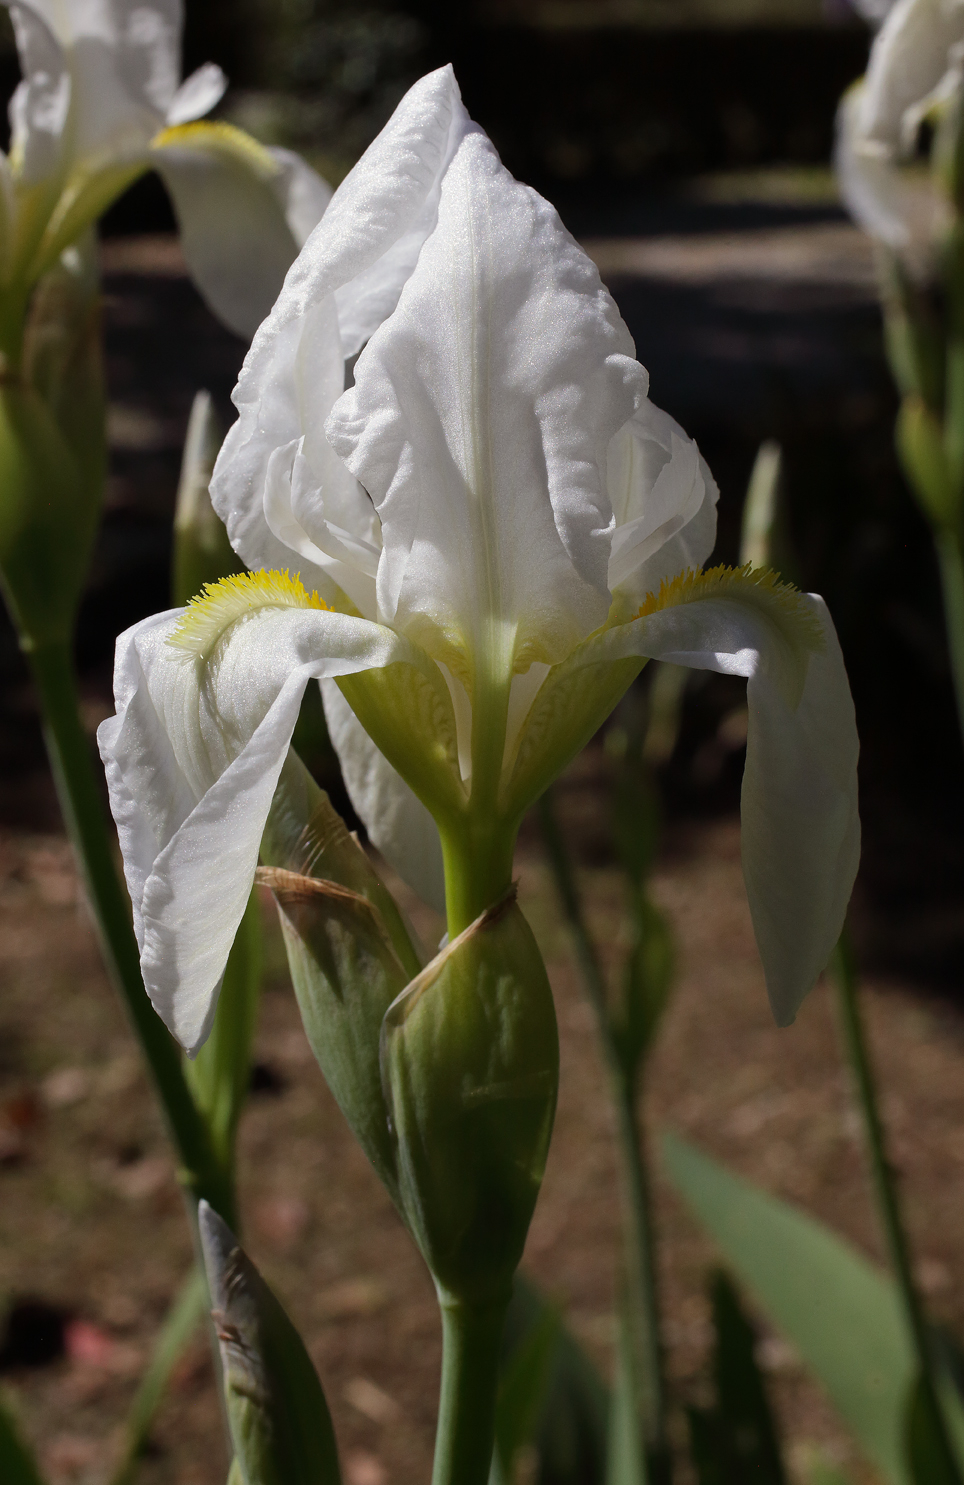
[210,65,470,589]
[321,678,446,914]
[857,0,964,148]
[152,122,332,340]
[835,83,949,270]
[97,577,418,1054]
[326,126,646,681]
[8,0,181,175]
[7,1,70,180]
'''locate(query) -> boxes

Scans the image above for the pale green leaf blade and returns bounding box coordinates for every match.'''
[661,1130,914,1485]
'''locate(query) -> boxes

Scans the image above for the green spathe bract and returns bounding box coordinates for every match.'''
[380,890,559,1307]
[198,1202,340,1485]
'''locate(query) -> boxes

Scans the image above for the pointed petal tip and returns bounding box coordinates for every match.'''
[198,1201,238,1306]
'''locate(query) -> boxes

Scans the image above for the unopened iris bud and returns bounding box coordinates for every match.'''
[380,890,559,1306]
[0,381,90,648]
[0,240,105,649]
[198,1201,341,1485]
[258,751,422,1199]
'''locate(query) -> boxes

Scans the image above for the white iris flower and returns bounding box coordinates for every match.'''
[836,0,964,276]
[0,0,331,338]
[98,67,861,1055]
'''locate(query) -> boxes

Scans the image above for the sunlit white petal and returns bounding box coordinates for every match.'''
[327,128,645,678]
[211,65,471,588]
[578,584,859,1022]
[97,598,415,1053]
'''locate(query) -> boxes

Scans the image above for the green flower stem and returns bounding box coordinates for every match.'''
[432,1296,508,1485]
[934,526,964,749]
[439,816,517,941]
[438,654,518,939]
[536,790,670,1476]
[831,932,960,1479]
[27,638,235,1225]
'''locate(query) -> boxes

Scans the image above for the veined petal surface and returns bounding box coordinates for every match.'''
[97,581,414,1053]
[326,127,646,681]
[211,65,471,591]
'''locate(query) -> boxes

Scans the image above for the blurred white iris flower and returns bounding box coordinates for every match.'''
[0,0,331,339]
[98,67,861,1055]
[837,0,964,275]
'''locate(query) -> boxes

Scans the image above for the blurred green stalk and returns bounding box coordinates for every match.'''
[537,789,670,1484]
[831,931,961,1481]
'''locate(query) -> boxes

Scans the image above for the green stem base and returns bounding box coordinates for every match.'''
[432,1297,507,1485]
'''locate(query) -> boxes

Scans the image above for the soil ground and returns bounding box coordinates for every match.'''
[2,753,964,1485]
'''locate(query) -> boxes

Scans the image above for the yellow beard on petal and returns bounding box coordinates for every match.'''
[168,569,330,661]
[637,563,824,655]
[151,121,279,180]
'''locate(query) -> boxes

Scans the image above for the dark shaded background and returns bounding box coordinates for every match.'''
[2,1,959,986]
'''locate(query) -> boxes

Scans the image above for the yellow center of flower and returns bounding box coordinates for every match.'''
[169,569,330,661]
[637,563,824,654]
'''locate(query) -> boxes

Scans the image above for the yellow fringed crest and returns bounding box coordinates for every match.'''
[637,563,824,653]
[169,570,330,661]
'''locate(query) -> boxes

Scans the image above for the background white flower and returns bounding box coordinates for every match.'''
[836,0,964,274]
[1,0,332,337]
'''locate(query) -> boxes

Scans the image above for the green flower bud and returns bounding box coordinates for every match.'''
[198,1201,341,1485]
[258,750,422,1201]
[0,235,105,649]
[380,890,559,1306]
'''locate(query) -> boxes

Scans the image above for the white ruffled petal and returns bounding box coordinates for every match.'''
[326,126,645,678]
[98,601,414,1053]
[211,66,471,599]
